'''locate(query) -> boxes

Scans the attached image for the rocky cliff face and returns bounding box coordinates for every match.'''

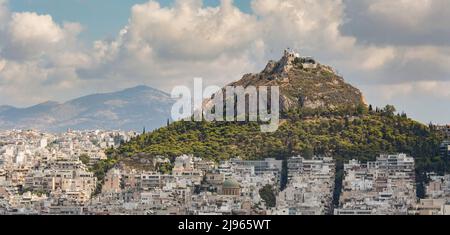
[228,50,367,112]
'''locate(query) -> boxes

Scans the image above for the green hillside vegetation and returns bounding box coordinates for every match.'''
[97,104,448,198]
[112,106,441,162]
[97,52,449,198]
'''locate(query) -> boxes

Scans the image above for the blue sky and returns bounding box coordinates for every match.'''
[8,0,252,42]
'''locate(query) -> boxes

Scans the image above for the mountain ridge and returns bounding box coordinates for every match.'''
[0,85,175,132]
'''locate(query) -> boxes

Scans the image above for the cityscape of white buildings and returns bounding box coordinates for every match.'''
[1,130,450,215]
[273,156,335,215]
[86,156,282,215]
[335,154,417,215]
[0,129,137,214]
[413,173,450,215]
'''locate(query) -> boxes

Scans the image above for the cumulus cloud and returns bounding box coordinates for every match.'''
[2,12,85,61]
[79,0,264,90]
[0,2,90,106]
[82,0,395,89]
[128,0,259,60]
[4,12,63,60]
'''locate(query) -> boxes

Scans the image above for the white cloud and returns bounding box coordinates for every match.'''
[83,0,395,90]
[252,0,355,54]
[2,12,84,61]
[80,0,263,90]
[127,0,259,60]
[0,5,90,106]
[9,12,64,43]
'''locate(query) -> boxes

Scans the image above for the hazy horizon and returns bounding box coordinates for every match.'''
[1,0,450,124]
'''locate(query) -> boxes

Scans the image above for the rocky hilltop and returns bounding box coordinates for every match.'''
[107,50,444,197]
[112,50,441,162]
[229,50,366,112]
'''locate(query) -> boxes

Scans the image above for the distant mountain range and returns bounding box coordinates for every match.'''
[0,85,175,132]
